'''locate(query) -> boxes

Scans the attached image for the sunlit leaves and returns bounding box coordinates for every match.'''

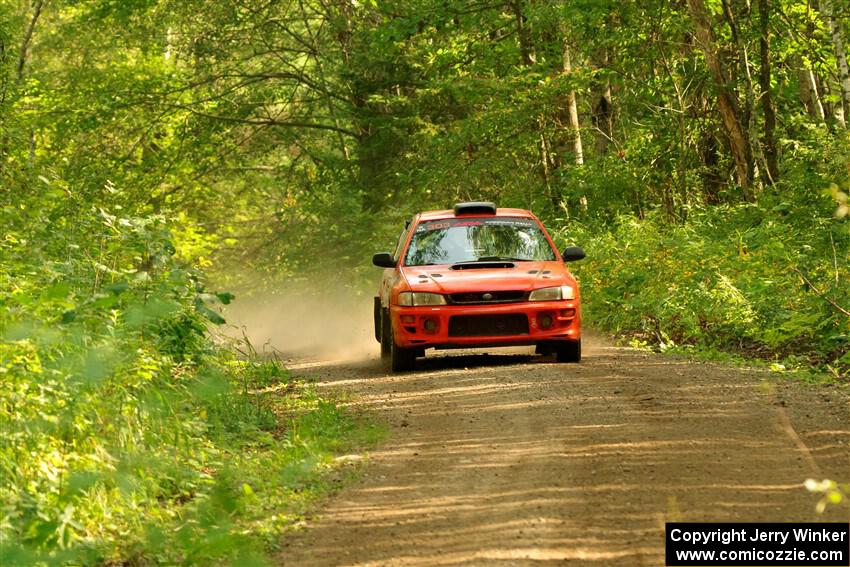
[805,478,849,514]
[826,183,849,219]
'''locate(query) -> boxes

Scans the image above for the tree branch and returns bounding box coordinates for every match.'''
[792,267,850,318]
[17,0,45,82]
[165,103,358,137]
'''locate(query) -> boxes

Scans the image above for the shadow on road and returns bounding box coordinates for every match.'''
[279,345,850,566]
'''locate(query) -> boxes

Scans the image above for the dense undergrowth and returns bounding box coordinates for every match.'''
[0,205,379,565]
[557,185,850,379]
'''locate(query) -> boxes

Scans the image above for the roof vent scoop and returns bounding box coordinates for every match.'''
[453,201,497,216]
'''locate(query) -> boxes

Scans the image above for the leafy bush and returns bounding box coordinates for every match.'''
[0,202,370,565]
[559,192,850,375]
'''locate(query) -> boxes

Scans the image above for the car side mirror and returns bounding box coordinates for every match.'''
[372,252,396,268]
[561,246,586,262]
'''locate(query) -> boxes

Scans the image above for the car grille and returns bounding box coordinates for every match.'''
[448,314,529,337]
[448,290,527,304]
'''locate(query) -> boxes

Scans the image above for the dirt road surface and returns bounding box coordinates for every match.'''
[278,339,850,566]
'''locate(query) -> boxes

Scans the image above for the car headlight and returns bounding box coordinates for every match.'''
[397,292,447,306]
[528,285,574,301]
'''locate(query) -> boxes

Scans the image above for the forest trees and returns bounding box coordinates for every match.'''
[0,0,847,279]
[1,0,848,341]
[4,0,850,229]
[688,0,756,198]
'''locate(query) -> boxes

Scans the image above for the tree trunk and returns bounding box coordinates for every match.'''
[2,0,45,170]
[721,0,754,141]
[757,0,779,184]
[591,48,614,154]
[699,129,724,204]
[686,0,754,200]
[820,0,850,126]
[815,71,843,125]
[722,0,768,188]
[511,1,534,67]
[562,39,584,166]
[16,0,45,83]
[799,63,827,120]
[538,125,560,210]
[659,47,688,213]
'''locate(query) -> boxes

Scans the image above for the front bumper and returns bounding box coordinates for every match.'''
[390,300,580,349]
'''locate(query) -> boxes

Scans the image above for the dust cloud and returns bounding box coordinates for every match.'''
[216,280,605,363]
[220,285,379,362]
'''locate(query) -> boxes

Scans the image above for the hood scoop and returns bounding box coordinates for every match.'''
[451,261,515,270]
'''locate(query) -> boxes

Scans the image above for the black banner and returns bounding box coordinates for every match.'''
[666,523,849,566]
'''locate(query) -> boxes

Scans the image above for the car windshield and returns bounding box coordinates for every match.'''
[404,217,557,266]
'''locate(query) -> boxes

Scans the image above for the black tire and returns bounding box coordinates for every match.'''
[390,339,417,372]
[388,318,416,372]
[373,297,382,343]
[380,310,391,359]
[555,339,581,363]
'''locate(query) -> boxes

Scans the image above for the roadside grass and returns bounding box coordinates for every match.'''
[0,211,384,565]
[0,356,383,566]
[120,358,387,565]
[221,362,386,553]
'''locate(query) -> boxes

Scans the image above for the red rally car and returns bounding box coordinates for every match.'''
[372,202,586,371]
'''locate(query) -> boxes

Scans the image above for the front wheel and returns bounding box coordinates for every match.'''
[373,297,382,343]
[389,323,416,372]
[380,309,391,359]
[555,339,581,363]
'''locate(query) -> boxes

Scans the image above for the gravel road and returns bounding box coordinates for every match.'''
[278,339,850,566]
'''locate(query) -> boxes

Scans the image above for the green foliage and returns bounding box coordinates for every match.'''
[562,186,850,375]
[0,197,371,564]
[805,478,850,514]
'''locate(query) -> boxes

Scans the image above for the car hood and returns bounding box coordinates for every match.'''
[400,261,573,295]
